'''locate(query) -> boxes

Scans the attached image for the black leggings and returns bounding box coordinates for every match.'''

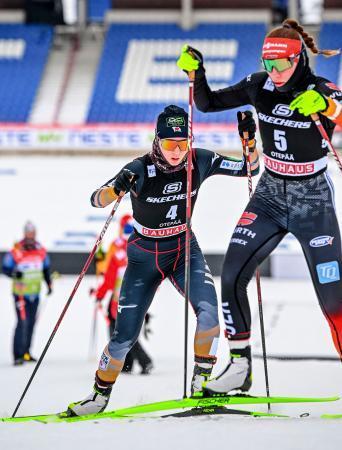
[221,171,342,357]
[107,232,219,361]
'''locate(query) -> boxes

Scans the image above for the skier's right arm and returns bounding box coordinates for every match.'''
[177,45,257,112]
[91,160,144,208]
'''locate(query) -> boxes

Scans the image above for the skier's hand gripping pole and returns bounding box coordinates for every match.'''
[183,68,195,399]
[12,194,124,418]
[238,111,271,410]
[311,113,342,174]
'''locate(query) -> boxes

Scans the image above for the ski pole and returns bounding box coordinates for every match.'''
[311,113,342,174]
[12,195,123,418]
[88,299,99,359]
[240,112,271,411]
[183,69,195,399]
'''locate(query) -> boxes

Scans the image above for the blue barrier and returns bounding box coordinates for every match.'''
[87,0,111,22]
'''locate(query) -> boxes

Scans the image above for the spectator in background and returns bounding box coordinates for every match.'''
[2,221,52,366]
[92,214,153,374]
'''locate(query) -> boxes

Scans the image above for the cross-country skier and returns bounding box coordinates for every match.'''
[66,104,259,415]
[177,18,342,395]
[2,221,52,365]
[91,214,154,374]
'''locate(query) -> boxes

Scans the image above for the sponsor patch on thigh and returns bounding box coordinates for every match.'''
[316,261,340,284]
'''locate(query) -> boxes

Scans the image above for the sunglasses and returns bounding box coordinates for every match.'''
[261,51,301,73]
[160,139,189,152]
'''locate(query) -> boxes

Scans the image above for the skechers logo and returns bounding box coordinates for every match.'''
[163,182,182,194]
[272,104,293,117]
[310,236,334,248]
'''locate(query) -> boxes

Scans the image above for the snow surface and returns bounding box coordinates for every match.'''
[0,275,341,450]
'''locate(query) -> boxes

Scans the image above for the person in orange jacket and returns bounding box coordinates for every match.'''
[92,214,153,374]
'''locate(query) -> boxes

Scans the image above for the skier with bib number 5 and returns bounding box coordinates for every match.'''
[66,104,259,416]
[177,19,342,396]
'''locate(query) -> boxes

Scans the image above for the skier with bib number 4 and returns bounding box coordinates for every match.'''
[66,104,259,416]
[177,19,342,396]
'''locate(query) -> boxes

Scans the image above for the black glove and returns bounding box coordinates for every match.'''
[112,169,138,196]
[237,111,256,140]
[14,271,23,279]
[186,45,205,76]
[47,285,53,295]
[187,45,204,65]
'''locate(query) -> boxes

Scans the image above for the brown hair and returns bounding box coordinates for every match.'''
[267,18,340,57]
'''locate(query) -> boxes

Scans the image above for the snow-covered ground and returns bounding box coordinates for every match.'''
[0,275,341,450]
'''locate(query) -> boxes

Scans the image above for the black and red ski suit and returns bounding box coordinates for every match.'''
[194,69,342,358]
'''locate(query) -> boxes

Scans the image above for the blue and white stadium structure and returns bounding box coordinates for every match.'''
[0,2,340,152]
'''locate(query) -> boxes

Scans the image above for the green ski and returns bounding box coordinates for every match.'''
[321,414,342,419]
[2,394,339,423]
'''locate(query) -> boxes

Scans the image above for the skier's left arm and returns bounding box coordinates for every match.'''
[290,81,342,126]
[196,110,259,180]
[196,146,259,181]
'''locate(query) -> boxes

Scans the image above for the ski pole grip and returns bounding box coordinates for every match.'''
[188,70,195,82]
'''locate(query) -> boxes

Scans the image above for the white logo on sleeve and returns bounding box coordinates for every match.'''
[117,304,138,314]
[263,77,275,92]
[211,153,220,165]
[147,165,156,177]
[220,160,243,170]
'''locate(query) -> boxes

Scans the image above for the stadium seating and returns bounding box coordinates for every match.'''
[87,0,111,22]
[0,24,53,122]
[315,22,341,85]
[87,23,266,123]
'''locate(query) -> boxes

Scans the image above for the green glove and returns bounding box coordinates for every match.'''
[289,90,328,116]
[177,44,202,72]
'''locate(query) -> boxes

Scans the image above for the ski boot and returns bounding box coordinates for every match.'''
[141,362,154,375]
[14,357,24,366]
[191,355,216,397]
[67,376,113,416]
[203,346,252,396]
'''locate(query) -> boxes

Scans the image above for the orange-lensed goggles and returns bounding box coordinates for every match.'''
[160,139,189,152]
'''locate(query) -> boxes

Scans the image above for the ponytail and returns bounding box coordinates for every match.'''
[268,18,340,58]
